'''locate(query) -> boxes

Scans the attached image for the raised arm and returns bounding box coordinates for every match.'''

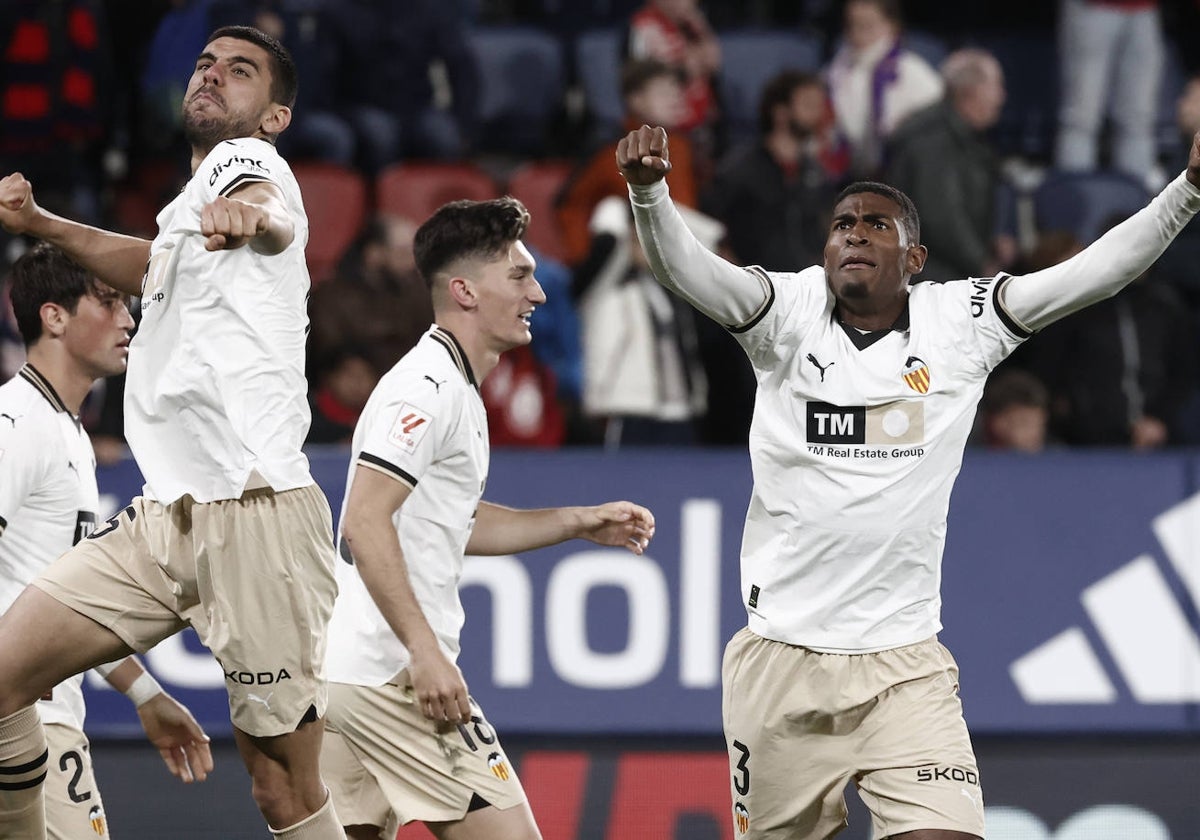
[617,126,771,327]
[341,465,472,724]
[202,179,295,255]
[466,501,655,557]
[0,173,149,297]
[1002,132,1200,332]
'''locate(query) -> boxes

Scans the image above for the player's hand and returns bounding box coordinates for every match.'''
[577,501,656,555]
[407,646,473,725]
[135,692,213,783]
[200,195,270,251]
[1187,130,1200,188]
[616,125,673,186]
[0,172,42,235]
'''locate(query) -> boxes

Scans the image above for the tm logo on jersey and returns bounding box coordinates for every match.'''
[388,402,434,454]
[806,401,924,446]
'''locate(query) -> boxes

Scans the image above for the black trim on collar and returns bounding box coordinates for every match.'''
[18,364,71,414]
[835,300,910,350]
[430,327,478,388]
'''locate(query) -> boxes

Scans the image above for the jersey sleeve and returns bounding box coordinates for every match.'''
[731,266,831,370]
[926,275,1031,376]
[197,139,281,202]
[355,374,455,489]
[0,419,46,537]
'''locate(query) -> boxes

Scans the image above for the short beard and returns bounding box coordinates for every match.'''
[182,107,261,153]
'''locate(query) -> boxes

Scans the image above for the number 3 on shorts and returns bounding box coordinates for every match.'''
[87,505,136,540]
[732,739,751,795]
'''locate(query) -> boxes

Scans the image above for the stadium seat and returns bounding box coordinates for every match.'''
[376,162,500,224]
[505,160,573,263]
[469,26,567,155]
[575,27,626,142]
[291,163,368,284]
[1033,169,1151,245]
[717,28,823,140]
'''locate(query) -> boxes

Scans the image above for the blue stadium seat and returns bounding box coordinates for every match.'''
[469,26,566,155]
[575,27,625,141]
[1033,170,1151,245]
[717,28,823,140]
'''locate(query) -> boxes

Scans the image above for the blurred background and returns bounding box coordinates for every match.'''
[2,0,1200,836]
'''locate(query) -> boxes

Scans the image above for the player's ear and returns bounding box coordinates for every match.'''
[260,103,291,138]
[448,275,476,309]
[905,243,928,277]
[39,301,69,338]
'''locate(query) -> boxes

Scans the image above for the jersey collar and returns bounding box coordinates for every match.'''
[835,299,911,350]
[18,363,72,415]
[430,327,478,389]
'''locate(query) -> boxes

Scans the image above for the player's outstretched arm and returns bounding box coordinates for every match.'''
[467,501,655,556]
[98,656,213,783]
[201,180,295,255]
[0,173,150,297]
[1002,130,1200,332]
[618,125,771,327]
[342,465,472,724]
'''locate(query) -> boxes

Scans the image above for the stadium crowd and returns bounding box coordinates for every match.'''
[3,0,1200,455]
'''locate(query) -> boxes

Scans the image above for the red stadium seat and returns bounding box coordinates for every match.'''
[505,160,573,263]
[292,162,368,283]
[376,162,500,224]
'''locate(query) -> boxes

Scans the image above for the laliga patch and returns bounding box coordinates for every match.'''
[388,403,434,454]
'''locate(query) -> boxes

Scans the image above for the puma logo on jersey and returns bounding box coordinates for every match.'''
[0,413,19,427]
[806,354,835,382]
[67,461,79,477]
[424,375,446,392]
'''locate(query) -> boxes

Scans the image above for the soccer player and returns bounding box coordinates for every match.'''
[321,197,655,840]
[0,26,342,838]
[0,243,212,838]
[617,124,1200,840]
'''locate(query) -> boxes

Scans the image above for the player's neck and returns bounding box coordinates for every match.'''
[24,346,95,415]
[434,315,500,384]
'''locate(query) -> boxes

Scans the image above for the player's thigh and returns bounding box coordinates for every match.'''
[427,799,541,840]
[232,712,326,796]
[721,628,853,839]
[42,723,110,839]
[855,643,984,839]
[0,587,132,713]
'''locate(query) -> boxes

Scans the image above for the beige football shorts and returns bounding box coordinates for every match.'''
[43,722,109,838]
[722,628,985,839]
[322,678,527,833]
[34,484,338,737]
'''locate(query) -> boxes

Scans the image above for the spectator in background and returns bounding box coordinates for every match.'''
[0,0,116,223]
[557,58,700,266]
[575,196,713,447]
[626,0,722,141]
[211,0,355,166]
[308,213,434,387]
[886,48,1016,281]
[698,71,846,446]
[1019,228,1195,449]
[307,345,378,444]
[327,0,480,172]
[703,70,846,271]
[1054,0,1165,190]
[977,368,1051,452]
[1156,74,1200,315]
[825,0,943,178]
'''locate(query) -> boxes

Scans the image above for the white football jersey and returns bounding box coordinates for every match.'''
[327,327,489,685]
[0,365,99,728]
[126,137,313,504]
[733,266,1028,652]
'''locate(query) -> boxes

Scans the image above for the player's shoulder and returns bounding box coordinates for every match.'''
[198,138,280,193]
